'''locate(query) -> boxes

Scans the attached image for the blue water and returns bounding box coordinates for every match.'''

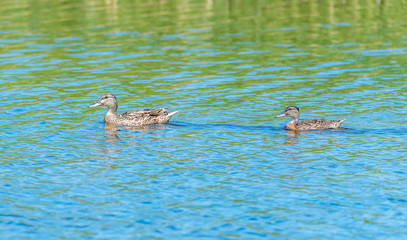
[1,0,407,239]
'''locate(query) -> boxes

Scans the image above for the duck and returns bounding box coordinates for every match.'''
[88,93,178,126]
[275,106,345,131]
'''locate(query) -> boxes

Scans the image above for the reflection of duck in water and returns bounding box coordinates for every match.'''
[275,106,345,131]
[89,93,178,126]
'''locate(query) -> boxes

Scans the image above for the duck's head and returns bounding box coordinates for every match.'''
[88,93,118,110]
[275,106,300,121]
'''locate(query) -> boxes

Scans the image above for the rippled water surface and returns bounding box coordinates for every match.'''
[1,0,407,239]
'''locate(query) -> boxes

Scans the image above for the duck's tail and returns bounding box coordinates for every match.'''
[339,119,346,123]
[168,111,178,117]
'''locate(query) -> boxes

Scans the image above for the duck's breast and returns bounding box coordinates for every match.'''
[104,113,119,124]
[285,121,297,130]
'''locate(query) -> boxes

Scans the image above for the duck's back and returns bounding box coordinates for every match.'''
[118,108,177,126]
[296,118,345,130]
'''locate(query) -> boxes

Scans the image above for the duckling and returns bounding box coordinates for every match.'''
[275,106,345,131]
[88,93,178,126]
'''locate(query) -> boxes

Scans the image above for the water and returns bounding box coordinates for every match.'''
[1,0,406,238]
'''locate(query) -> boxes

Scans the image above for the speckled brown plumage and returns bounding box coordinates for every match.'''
[275,106,345,131]
[89,93,178,126]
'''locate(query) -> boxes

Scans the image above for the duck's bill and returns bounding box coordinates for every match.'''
[88,102,102,108]
[275,113,286,118]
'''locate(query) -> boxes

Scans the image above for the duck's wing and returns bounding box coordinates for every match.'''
[120,108,168,118]
[118,108,178,125]
[299,119,344,130]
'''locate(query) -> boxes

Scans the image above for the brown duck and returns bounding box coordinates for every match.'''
[275,106,345,131]
[88,93,178,126]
